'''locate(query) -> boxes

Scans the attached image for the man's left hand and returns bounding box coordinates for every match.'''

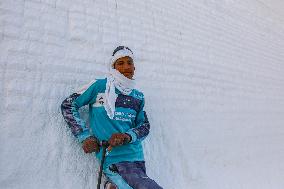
[109,133,131,147]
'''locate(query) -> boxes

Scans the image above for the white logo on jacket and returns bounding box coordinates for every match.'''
[92,93,135,122]
[93,93,105,107]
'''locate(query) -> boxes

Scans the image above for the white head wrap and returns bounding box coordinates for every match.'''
[109,46,134,69]
[104,46,135,119]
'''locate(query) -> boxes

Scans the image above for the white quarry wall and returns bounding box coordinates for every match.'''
[1,0,284,189]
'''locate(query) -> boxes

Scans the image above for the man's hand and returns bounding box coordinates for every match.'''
[82,136,100,153]
[108,133,131,147]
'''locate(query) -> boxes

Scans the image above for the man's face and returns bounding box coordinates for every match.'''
[114,56,135,79]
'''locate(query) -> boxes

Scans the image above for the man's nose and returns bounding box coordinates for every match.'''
[124,63,131,69]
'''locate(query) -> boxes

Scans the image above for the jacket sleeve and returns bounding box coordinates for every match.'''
[61,81,98,143]
[126,98,150,143]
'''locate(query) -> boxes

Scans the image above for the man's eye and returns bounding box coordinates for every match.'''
[117,62,124,65]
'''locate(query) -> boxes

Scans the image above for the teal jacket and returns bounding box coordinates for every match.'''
[61,78,150,169]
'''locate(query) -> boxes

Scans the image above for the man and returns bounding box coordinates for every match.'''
[61,46,163,189]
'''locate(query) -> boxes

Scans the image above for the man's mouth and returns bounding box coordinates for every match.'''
[123,72,132,75]
[123,72,133,78]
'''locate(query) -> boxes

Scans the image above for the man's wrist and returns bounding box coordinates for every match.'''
[77,131,92,143]
[125,130,137,143]
[124,133,132,143]
[81,135,98,144]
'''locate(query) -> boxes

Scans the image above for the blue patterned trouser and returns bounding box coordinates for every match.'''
[104,161,163,189]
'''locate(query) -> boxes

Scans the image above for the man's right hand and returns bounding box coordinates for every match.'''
[82,136,100,153]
